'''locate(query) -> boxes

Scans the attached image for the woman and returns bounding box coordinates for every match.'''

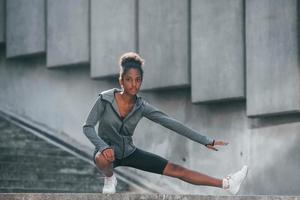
[83,52,248,194]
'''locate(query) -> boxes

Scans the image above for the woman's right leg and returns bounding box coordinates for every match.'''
[94,151,114,177]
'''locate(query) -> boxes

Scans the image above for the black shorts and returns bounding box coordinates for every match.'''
[93,148,169,175]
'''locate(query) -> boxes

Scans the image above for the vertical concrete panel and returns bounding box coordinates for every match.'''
[246,0,300,116]
[91,0,136,78]
[191,0,244,103]
[0,0,5,43]
[139,0,189,90]
[47,0,89,67]
[6,0,45,57]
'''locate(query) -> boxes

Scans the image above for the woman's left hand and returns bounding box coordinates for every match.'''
[206,140,229,151]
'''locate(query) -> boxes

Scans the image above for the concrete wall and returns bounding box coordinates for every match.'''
[1,0,300,196]
[246,0,300,116]
[1,48,300,195]
[139,0,189,90]
[0,0,4,43]
[90,0,136,78]
[47,0,89,67]
[6,0,45,58]
[191,0,244,103]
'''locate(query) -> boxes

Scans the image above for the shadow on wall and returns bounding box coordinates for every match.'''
[250,113,300,129]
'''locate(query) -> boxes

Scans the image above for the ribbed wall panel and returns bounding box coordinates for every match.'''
[90,0,136,78]
[246,0,300,116]
[47,0,89,67]
[0,0,5,43]
[139,0,189,90]
[191,0,244,103]
[6,0,45,57]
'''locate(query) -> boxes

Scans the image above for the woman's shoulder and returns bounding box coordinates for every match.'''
[137,96,153,109]
[98,88,121,103]
[99,88,120,96]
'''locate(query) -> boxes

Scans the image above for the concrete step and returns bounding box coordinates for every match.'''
[0,127,34,137]
[0,171,103,183]
[0,161,98,174]
[0,136,51,144]
[0,188,83,193]
[0,180,102,191]
[0,157,96,167]
[0,140,57,149]
[0,154,87,165]
[0,194,299,200]
[0,147,73,157]
[0,131,38,140]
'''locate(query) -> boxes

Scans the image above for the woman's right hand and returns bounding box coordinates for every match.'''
[101,148,115,162]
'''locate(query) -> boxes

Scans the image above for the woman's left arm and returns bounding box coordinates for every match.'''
[142,101,228,150]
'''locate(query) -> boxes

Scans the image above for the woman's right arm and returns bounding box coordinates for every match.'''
[82,95,110,153]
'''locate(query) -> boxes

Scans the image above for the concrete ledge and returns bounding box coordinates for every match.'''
[1,194,300,200]
[139,0,189,90]
[0,0,5,43]
[6,0,45,58]
[47,0,89,67]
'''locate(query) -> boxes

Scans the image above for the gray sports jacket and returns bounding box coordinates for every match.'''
[83,88,214,159]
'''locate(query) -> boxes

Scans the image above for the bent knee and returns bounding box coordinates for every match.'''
[95,152,113,168]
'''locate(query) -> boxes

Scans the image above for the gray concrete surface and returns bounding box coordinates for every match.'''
[6,0,45,57]
[0,0,5,43]
[47,0,89,67]
[1,194,300,200]
[2,47,300,194]
[1,0,300,196]
[246,122,300,194]
[91,0,136,78]
[246,0,300,116]
[138,0,189,90]
[191,0,244,103]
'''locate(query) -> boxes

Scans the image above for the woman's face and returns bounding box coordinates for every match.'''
[120,68,142,96]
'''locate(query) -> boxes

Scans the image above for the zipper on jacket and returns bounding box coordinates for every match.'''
[105,99,141,159]
[119,122,125,159]
[108,102,126,159]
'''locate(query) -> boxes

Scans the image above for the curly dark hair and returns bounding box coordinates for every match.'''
[119,52,145,80]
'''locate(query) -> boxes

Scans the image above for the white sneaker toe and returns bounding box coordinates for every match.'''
[224,165,248,195]
[102,174,117,194]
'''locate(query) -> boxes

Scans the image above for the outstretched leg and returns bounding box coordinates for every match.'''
[163,162,223,188]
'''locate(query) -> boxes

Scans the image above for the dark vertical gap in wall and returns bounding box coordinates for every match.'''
[0,0,6,48]
[243,0,247,100]
[187,0,191,89]
[135,0,139,53]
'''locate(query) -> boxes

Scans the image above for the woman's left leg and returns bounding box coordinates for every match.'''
[163,162,223,188]
[120,148,222,188]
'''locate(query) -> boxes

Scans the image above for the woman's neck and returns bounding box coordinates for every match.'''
[119,90,136,104]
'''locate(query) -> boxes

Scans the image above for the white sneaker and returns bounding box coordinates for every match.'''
[223,165,248,195]
[102,174,117,194]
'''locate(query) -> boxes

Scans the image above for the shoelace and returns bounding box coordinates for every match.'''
[224,175,231,189]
